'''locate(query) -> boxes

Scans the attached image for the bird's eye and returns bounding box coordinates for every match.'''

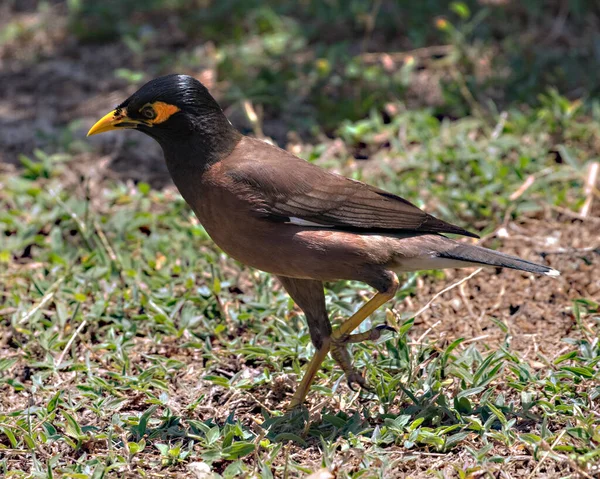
[140,106,156,120]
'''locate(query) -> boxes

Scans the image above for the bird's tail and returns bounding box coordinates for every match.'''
[437,242,560,276]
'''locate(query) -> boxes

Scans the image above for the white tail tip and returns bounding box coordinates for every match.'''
[545,268,561,277]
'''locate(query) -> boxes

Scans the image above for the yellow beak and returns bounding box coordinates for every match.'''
[87,109,143,136]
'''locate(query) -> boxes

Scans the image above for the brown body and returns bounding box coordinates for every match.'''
[168,137,533,289]
[88,74,558,407]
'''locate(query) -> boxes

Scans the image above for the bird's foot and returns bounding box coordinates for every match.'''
[330,324,396,391]
[342,324,396,344]
[330,340,369,391]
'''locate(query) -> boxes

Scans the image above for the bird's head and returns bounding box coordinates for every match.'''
[87,74,224,141]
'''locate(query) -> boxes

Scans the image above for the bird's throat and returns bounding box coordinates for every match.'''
[160,114,242,173]
[159,115,242,209]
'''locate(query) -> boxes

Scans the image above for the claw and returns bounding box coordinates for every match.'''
[375,324,396,334]
[368,324,396,342]
[341,324,397,344]
[347,372,371,392]
[331,324,392,395]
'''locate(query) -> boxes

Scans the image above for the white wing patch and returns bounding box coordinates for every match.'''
[286,217,334,228]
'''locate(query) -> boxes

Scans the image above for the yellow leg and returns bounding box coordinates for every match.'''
[288,276,398,408]
[334,289,396,339]
[288,338,330,409]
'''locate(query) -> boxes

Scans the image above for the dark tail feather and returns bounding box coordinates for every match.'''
[439,244,560,276]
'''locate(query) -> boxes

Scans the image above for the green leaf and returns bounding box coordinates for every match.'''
[206,426,221,445]
[486,403,507,427]
[133,405,159,439]
[138,182,151,195]
[450,2,470,19]
[155,443,169,455]
[63,411,85,439]
[129,439,146,455]
[397,317,414,336]
[322,414,347,428]
[222,441,255,460]
[454,396,472,414]
[519,433,542,445]
[457,386,486,399]
[553,351,577,364]
[2,427,18,448]
[203,375,231,388]
[561,366,595,378]
[0,358,18,371]
[272,433,307,447]
[47,391,61,413]
[444,431,471,449]
[442,338,466,367]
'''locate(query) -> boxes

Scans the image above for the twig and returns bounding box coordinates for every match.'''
[543,245,599,255]
[527,431,566,479]
[56,319,88,367]
[491,111,508,139]
[214,368,234,378]
[476,205,515,246]
[213,292,234,333]
[461,334,491,344]
[509,175,536,201]
[415,268,483,320]
[527,430,593,479]
[414,320,442,345]
[507,166,555,202]
[361,45,453,63]
[18,274,67,325]
[450,68,485,119]
[541,0,569,46]
[49,190,96,252]
[309,398,331,416]
[245,391,275,415]
[242,100,264,138]
[93,218,127,287]
[414,268,483,343]
[137,282,170,318]
[93,219,120,265]
[360,0,383,54]
[551,205,600,223]
[580,161,599,217]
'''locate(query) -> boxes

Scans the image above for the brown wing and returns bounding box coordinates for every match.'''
[224,137,479,238]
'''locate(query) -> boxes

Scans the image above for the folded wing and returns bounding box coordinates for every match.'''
[226,138,478,238]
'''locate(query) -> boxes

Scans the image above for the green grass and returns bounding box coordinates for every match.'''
[1,0,600,477]
[1,98,599,477]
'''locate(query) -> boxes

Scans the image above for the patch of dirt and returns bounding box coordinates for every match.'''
[0,2,195,187]
[395,215,599,358]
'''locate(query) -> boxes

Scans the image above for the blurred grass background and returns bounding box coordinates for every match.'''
[68,0,600,128]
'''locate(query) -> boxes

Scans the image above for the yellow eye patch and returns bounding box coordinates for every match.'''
[142,101,180,124]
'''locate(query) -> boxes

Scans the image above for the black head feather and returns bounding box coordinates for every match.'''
[118,74,241,166]
[118,74,222,117]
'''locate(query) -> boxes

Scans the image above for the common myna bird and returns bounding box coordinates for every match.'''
[88,74,559,407]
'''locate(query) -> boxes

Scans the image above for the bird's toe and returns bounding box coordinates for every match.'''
[347,371,372,392]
